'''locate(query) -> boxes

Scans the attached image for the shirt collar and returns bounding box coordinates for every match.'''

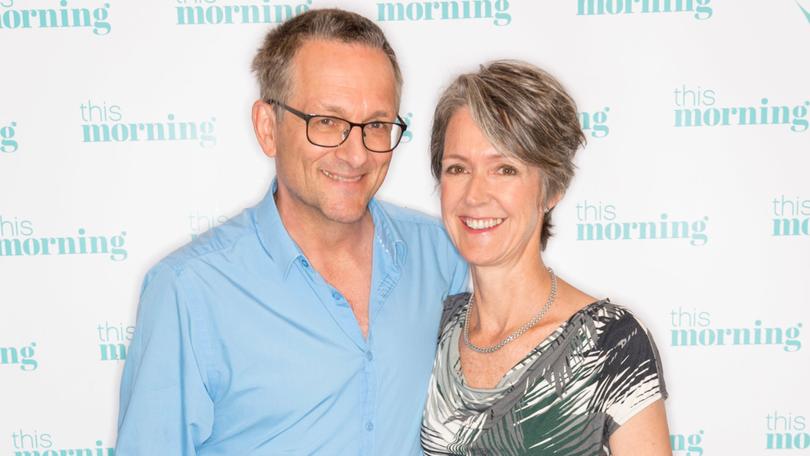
[369,199,408,269]
[254,179,408,279]
[254,179,304,279]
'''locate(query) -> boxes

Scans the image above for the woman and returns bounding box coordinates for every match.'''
[421,60,671,455]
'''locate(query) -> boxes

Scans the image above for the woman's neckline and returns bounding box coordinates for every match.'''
[451,296,610,393]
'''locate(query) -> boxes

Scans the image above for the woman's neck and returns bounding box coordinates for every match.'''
[468,254,554,334]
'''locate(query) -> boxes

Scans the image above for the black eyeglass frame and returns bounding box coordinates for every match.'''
[267,99,408,153]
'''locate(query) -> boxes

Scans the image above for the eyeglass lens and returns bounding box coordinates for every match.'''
[308,116,403,152]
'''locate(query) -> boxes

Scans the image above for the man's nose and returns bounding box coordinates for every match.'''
[334,125,370,168]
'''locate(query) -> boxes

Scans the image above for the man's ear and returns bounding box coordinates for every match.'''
[252,99,278,158]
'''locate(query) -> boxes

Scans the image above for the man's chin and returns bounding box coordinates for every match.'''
[320,201,371,225]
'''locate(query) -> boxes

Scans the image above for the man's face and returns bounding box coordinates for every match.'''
[271,39,399,225]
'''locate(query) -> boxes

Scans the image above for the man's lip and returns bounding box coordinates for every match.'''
[320,169,364,182]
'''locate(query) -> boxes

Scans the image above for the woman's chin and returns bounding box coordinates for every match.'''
[459,250,502,268]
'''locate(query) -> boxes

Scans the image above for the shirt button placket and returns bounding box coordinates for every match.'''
[363,344,376,455]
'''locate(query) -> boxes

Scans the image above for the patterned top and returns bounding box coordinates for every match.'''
[421,294,667,456]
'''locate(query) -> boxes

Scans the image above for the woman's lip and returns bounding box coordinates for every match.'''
[459,216,505,232]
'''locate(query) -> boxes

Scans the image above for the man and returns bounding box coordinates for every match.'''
[115,8,467,455]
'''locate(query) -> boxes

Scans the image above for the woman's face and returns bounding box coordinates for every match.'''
[440,107,547,268]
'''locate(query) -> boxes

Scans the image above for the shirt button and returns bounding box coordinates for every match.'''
[365,422,374,432]
[331,290,341,300]
[366,351,373,361]
[300,258,309,268]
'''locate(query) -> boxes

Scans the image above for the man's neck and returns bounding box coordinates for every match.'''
[275,191,375,264]
[274,188,376,338]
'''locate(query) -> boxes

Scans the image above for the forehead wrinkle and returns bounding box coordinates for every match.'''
[313,102,394,122]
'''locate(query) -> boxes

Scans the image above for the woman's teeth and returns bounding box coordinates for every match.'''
[464,218,504,230]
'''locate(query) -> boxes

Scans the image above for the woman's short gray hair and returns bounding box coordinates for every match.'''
[430,60,586,249]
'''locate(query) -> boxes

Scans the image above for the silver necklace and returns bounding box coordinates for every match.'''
[463,267,557,354]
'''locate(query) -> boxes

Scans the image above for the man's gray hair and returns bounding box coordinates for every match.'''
[430,60,586,249]
[252,8,403,115]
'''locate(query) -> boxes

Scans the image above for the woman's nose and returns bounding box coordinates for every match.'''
[463,173,491,206]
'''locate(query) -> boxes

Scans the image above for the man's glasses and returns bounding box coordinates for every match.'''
[267,99,408,153]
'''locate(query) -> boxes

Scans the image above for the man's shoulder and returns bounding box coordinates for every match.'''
[374,201,456,252]
[154,207,258,276]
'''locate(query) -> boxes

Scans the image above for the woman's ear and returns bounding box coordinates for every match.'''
[543,191,564,213]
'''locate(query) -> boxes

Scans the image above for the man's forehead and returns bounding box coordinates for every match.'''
[286,39,399,114]
[292,38,391,71]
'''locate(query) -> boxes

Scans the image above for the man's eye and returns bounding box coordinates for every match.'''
[318,117,337,127]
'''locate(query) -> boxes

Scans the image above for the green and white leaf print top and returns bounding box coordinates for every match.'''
[421,294,667,456]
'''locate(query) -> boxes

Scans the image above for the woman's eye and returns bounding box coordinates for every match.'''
[444,164,465,175]
[498,165,518,175]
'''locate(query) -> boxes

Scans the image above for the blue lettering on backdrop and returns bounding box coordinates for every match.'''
[175,0,311,25]
[400,112,413,143]
[767,412,809,450]
[0,217,128,262]
[577,0,712,20]
[0,121,18,153]
[670,430,704,456]
[79,100,218,148]
[0,0,111,35]
[575,202,709,246]
[97,321,135,362]
[669,308,803,352]
[377,0,511,26]
[772,195,810,236]
[578,107,610,138]
[0,342,38,371]
[673,87,809,133]
[10,431,114,456]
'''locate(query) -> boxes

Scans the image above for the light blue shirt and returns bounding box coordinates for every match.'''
[116,182,468,455]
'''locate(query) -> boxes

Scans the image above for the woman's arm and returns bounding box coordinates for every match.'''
[608,399,671,456]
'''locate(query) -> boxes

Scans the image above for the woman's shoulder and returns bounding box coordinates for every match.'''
[571,300,660,350]
[576,301,665,372]
[579,299,648,327]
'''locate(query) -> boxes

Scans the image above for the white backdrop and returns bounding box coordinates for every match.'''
[1,1,809,454]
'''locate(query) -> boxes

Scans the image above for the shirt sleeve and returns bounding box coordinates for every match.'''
[116,263,214,455]
[600,311,668,435]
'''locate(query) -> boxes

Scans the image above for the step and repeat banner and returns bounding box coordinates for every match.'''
[1,0,808,454]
